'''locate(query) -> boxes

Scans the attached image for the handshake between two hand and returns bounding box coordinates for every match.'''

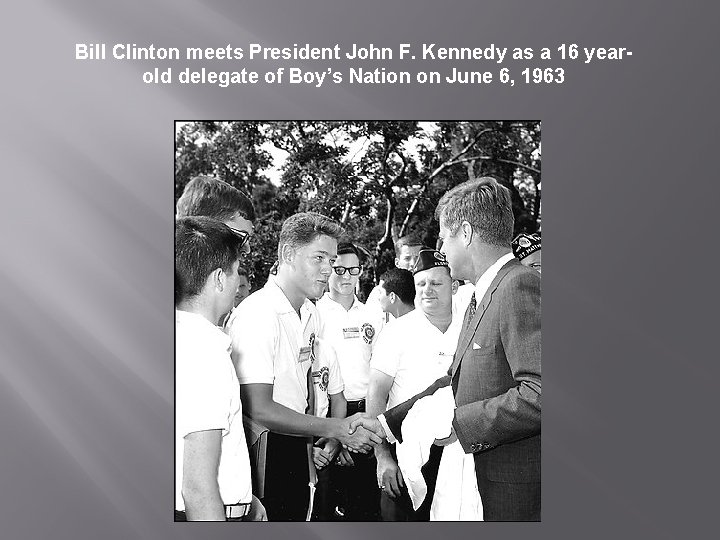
[335,413,386,454]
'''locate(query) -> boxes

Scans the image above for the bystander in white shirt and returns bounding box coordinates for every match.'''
[371,308,462,410]
[175,310,252,511]
[316,294,383,401]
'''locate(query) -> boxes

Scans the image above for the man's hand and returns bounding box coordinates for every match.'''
[313,437,340,470]
[336,413,383,453]
[376,453,404,499]
[347,413,386,440]
[245,494,267,521]
[336,447,355,467]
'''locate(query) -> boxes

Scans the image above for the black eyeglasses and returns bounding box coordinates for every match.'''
[228,226,252,248]
[332,265,363,276]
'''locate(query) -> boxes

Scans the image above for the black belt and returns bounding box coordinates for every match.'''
[346,399,366,414]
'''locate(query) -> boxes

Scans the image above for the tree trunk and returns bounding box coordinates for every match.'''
[398,129,493,238]
[376,191,396,258]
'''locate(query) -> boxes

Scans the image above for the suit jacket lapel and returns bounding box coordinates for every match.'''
[450,259,520,378]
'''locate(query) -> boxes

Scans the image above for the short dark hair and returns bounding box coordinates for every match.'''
[277,212,344,261]
[435,177,514,247]
[175,216,244,305]
[337,241,361,261]
[176,175,256,222]
[394,234,423,257]
[380,268,416,305]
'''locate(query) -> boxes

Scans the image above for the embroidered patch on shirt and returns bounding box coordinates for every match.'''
[361,323,376,344]
[313,366,330,392]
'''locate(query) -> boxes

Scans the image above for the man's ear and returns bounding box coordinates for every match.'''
[394,257,400,268]
[452,279,460,295]
[460,221,473,247]
[388,292,396,304]
[211,268,225,292]
[280,243,295,265]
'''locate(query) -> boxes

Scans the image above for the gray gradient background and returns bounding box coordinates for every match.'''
[2,0,718,538]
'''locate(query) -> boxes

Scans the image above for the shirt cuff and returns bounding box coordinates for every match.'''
[378,414,396,444]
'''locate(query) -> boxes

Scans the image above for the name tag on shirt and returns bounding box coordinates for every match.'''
[342,327,361,339]
[298,346,312,363]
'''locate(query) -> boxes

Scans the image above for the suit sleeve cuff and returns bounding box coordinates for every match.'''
[378,414,396,444]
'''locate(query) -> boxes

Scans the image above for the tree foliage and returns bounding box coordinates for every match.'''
[175,121,541,295]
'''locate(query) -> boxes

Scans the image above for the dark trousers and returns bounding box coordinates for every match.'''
[379,443,442,521]
[474,458,541,521]
[311,462,335,521]
[262,432,311,521]
[331,449,380,520]
[330,399,380,521]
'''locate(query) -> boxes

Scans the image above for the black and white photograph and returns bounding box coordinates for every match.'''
[174,121,542,521]
[7,1,719,538]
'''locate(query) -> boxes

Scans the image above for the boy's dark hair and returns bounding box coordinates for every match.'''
[175,216,243,305]
[337,241,361,261]
[394,234,423,257]
[379,268,416,305]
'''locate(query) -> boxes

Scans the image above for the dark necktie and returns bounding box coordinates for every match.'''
[465,292,477,330]
[448,292,478,378]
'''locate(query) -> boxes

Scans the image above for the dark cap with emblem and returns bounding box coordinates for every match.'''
[512,233,541,261]
[412,248,449,275]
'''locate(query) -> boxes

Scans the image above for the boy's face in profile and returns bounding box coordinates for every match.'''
[233,274,251,307]
[395,244,422,271]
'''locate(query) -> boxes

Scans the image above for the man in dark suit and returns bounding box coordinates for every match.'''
[350,177,541,521]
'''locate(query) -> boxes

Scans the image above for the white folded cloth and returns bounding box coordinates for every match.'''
[395,386,483,520]
[431,440,482,521]
[396,386,456,510]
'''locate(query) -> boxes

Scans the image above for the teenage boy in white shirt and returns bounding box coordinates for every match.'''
[175,216,265,521]
[316,242,385,520]
[226,213,382,521]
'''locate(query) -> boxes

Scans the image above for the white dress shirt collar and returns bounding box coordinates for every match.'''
[474,252,515,301]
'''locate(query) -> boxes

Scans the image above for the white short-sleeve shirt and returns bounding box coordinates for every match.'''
[366,284,394,324]
[370,308,463,410]
[316,294,384,401]
[175,310,252,511]
[226,276,322,414]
